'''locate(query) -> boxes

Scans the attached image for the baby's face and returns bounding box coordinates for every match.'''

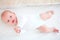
[2,10,18,26]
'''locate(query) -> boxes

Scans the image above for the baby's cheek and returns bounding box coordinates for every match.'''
[8,20,13,25]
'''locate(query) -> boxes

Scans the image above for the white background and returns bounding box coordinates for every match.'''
[0,4,60,40]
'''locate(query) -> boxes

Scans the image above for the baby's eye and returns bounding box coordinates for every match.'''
[7,20,9,22]
[10,16,12,18]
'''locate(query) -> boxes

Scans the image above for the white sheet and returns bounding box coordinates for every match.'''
[0,4,60,40]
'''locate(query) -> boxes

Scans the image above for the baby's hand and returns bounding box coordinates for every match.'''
[14,26,21,33]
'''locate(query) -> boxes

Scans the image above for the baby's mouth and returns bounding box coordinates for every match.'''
[12,19,17,25]
[12,20,15,23]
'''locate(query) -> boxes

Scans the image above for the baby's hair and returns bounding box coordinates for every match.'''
[1,10,15,18]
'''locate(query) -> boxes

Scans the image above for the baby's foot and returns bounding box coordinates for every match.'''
[14,27,21,33]
[52,28,59,33]
[37,25,51,33]
[40,10,54,20]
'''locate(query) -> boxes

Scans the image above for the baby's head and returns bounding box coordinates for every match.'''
[1,10,18,26]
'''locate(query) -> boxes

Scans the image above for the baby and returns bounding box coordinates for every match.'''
[1,10,21,33]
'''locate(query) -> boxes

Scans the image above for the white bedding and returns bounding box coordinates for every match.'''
[0,4,60,40]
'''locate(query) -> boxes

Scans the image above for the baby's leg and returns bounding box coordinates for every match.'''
[40,10,54,20]
[37,25,52,32]
[37,25,59,33]
[14,26,21,33]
